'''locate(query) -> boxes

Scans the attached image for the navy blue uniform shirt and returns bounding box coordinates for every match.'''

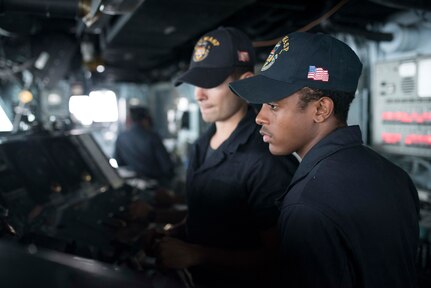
[114,124,174,181]
[185,106,298,287]
[279,125,419,288]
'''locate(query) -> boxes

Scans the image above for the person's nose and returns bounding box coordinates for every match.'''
[194,87,207,102]
[256,104,269,126]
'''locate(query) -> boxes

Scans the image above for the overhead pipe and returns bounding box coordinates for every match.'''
[369,0,431,11]
[0,0,92,18]
[99,0,145,15]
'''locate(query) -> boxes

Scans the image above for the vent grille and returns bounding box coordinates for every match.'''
[401,77,415,95]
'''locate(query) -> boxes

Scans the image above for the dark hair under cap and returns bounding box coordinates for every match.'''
[129,106,152,123]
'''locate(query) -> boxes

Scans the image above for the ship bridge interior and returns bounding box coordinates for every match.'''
[0,0,430,287]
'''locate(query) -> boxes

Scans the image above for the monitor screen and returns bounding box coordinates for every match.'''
[74,133,124,190]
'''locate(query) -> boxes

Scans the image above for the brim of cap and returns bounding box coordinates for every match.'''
[229,74,305,104]
[174,66,235,88]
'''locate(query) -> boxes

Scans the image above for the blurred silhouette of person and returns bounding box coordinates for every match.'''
[115,106,174,184]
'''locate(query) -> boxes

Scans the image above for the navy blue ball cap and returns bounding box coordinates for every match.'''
[229,32,363,104]
[175,27,255,88]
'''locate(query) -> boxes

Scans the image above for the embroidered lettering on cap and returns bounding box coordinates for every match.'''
[193,36,220,62]
[261,35,290,71]
[202,36,220,46]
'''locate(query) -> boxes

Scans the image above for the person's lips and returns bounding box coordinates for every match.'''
[259,128,272,143]
[199,104,213,113]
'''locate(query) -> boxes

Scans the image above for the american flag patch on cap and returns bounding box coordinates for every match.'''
[307,66,329,82]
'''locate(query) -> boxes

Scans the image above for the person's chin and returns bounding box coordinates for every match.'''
[269,144,285,156]
[201,114,215,123]
[202,110,219,122]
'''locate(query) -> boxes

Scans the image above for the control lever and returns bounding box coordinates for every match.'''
[0,204,17,238]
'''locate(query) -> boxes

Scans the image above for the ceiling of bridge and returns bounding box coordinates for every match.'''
[0,0,428,87]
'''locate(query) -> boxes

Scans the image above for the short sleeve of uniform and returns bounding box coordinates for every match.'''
[246,155,295,230]
[279,204,354,288]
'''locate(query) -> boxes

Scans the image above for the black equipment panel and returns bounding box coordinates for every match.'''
[0,241,151,288]
[0,131,186,288]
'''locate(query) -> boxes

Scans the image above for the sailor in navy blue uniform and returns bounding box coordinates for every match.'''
[230,32,419,288]
[155,27,298,288]
[114,106,174,183]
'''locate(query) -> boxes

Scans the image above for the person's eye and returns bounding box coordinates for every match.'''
[267,103,279,111]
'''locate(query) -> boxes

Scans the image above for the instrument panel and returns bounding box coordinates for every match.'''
[371,56,431,158]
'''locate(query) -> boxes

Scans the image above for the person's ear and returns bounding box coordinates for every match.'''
[239,71,254,80]
[314,97,334,123]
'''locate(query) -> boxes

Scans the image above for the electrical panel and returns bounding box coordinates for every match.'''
[371,57,431,158]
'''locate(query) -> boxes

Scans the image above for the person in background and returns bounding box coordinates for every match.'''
[155,27,299,288]
[229,31,419,288]
[114,106,174,185]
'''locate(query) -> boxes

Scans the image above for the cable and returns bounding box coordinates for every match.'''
[176,268,195,288]
[253,0,351,48]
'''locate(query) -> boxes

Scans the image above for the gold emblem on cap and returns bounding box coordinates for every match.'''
[261,35,290,71]
[192,36,220,62]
